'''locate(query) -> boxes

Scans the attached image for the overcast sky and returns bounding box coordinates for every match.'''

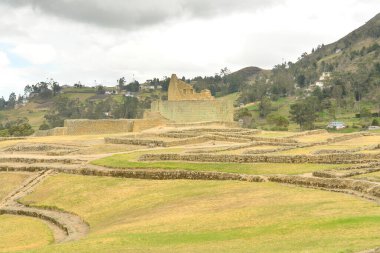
[0,0,379,98]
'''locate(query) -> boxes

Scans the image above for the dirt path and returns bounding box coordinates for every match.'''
[0,170,89,243]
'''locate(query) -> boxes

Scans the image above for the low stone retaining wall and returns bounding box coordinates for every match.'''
[0,209,69,235]
[0,137,26,142]
[159,133,200,138]
[4,143,79,153]
[267,175,380,198]
[105,136,209,147]
[139,153,380,164]
[0,166,265,182]
[313,144,380,155]
[34,127,68,137]
[0,157,83,164]
[326,132,374,143]
[166,121,239,128]
[312,163,380,178]
[243,146,299,155]
[285,129,328,139]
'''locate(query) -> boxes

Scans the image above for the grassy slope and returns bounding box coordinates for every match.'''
[0,215,53,253]
[0,172,30,200]
[0,215,52,253]
[0,173,53,252]
[353,171,380,182]
[15,174,380,253]
[91,150,348,175]
[0,102,47,130]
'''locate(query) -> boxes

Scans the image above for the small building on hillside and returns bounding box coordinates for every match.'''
[327,121,346,130]
[315,72,331,88]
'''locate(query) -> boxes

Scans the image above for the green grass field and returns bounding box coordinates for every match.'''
[92,151,349,175]
[15,174,380,253]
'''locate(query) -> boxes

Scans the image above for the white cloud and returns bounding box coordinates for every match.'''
[0,51,10,67]
[0,0,379,98]
[12,44,57,65]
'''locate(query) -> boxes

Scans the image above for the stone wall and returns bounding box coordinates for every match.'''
[139,153,380,164]
[267,175,380,199]
[64,119,134,135]
[166,121,239,128]
[151,99,234,123]
[168,74,214,101]
[132,119,167,132]
[34,127,68,137]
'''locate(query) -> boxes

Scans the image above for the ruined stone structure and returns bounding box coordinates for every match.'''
[168,74,214,101]
[150,74,234,123]
[34,73,235,136]
[35,118,167,136]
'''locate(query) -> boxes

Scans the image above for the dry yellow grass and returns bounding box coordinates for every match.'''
[0,215,53,252]
[15,174,380,253]
[0,172,30,200]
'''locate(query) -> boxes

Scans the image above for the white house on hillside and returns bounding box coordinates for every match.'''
[315,72,331,88]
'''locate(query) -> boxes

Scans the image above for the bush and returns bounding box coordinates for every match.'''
[270,126,288,131]
[372,118,380,126]
[39,122,50,130]
[4,118,34,136]
[266,113,289,128]
[360,107,372,118]
[0,129,9,137]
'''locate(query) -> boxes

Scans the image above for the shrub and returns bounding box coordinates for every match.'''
[4,118,34,136]
[372,118,380,126]
[267,113,289,128]
[0,129,9,137]
[39,122,50,130]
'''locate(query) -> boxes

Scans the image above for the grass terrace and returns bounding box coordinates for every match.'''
[16,174,380,253]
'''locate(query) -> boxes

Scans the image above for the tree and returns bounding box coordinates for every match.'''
[259,97,272,118]
[50,80,61,96]
[112,97,139,119]
[96,85,106,95]
[44,96,84,127]
[7,92,17,109]
[235,108,253,128]
[117,77,126,90]
[24,85,33,97]
[290,99,318,130]
[372,118,379,126]
[35,82,53,99]
[125,81,140,92]
[296,74,306,88]
[0,97,6,110]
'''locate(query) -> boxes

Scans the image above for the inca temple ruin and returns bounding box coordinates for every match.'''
[36,74,234,136]
[150,74,234,123]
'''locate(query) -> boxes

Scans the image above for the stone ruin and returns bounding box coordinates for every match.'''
[149,74,234,123]
[35,73,235,136]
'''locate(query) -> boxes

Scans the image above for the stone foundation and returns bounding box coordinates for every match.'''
[34,118,167,136]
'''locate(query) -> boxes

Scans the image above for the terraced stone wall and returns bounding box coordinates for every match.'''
[64,119,134,135]
[34,127,68,137]
[151,99,234,123]
[140,153,380,164]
